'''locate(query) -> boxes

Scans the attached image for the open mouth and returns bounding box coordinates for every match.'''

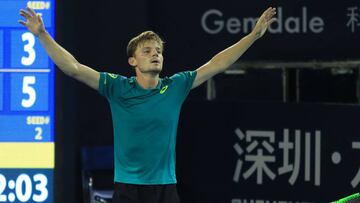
[151,59,160,64]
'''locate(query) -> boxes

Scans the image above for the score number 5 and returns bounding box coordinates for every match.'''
[22,76,36,108]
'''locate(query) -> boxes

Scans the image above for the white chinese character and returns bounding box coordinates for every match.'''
[346,7,360,32]
[278,129,321,186]
[242,130,276,184]
[233,128,245,182]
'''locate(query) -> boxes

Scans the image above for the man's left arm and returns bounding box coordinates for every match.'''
[192,7,277,89]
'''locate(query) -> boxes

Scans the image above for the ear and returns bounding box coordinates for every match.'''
[128,57,137,67]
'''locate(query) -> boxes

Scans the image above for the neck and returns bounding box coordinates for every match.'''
[135,72,159,89]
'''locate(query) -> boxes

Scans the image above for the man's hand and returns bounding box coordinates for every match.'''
[19,7,46,37]
[252,7,277,39]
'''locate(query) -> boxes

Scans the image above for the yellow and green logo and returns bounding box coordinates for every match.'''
[108,73,118,79]
[160,85,169,94]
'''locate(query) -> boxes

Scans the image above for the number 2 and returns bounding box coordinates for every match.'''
[0,174,6,201]
[35,127,43,140]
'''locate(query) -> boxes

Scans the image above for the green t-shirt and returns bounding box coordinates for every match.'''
[98,71,197,184]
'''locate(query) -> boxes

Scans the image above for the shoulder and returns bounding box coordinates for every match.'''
[98,72,134,97]
[100,72,130,86]
[170,71,197,82]
[100,72,126,81]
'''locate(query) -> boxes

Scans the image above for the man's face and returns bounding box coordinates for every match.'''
[130,40,164,74]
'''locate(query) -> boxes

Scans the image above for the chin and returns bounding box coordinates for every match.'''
[152,69,162,74]
[149,67,162,74]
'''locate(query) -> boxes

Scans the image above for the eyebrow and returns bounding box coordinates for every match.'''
[142,46,162,51]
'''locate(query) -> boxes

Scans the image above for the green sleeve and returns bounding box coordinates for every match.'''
[170,70,197,102]
[98,72,124,99]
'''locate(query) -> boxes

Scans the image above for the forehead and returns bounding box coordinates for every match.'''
[137,40,162,50]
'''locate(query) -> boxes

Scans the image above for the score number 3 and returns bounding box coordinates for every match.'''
[21,32,36,66]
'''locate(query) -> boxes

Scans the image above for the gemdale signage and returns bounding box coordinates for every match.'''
[201,7,325,34]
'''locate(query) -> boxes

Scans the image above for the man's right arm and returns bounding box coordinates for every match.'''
[37,31,100,90]
[19,7,99,90]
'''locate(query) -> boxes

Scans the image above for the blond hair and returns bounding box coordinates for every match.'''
[126,31,164,57]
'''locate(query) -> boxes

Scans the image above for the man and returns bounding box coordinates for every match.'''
[19,6,276,203]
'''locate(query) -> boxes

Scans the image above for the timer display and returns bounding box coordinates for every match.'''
[0,170,53,203]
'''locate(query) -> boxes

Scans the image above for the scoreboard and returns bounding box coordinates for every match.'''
[0,0,54,202]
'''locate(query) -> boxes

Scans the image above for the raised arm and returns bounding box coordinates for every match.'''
[19,7,100,90]
[192,7,276,89]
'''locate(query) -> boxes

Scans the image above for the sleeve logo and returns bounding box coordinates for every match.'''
[160,85,169,94]
[107,73,118,79]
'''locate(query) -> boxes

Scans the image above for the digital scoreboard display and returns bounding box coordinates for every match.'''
[0,0,54,202]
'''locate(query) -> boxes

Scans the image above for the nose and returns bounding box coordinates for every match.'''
[152,50,158,57]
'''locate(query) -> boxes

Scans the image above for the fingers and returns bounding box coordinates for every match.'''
[268,18,277,25]
[266,7,274,13]
[263,7,276,22]
[37,14,44,24]
[26,6,37,17]
[268,7,276,16]
[20,9,32,19]
[19,7,41,27]
[18,20,27,26]
[20,7,39,20]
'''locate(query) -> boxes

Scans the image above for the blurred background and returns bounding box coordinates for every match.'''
[1,0,360,202]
